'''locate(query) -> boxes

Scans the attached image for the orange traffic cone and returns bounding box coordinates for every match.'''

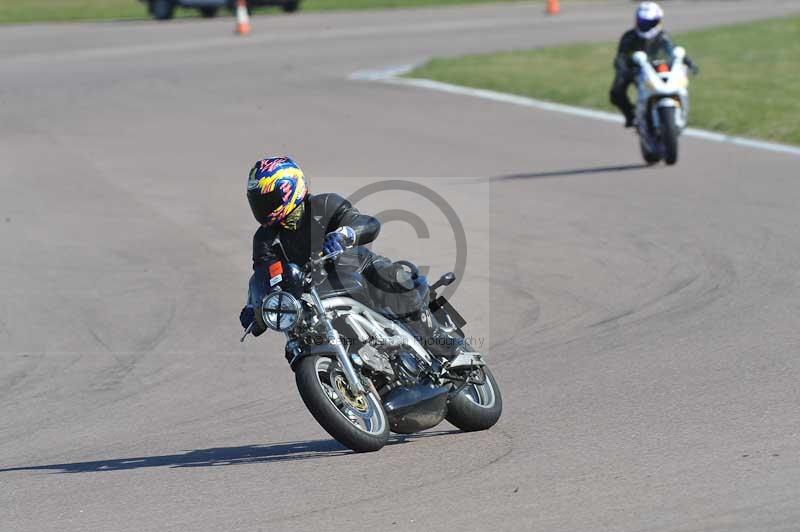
[235,0,250,35]
[546,0,560,15]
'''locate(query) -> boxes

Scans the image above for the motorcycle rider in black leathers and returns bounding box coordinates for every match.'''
[238,156,466,360]
[610,2,697,128]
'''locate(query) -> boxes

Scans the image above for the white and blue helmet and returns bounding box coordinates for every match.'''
[635,2,664,39]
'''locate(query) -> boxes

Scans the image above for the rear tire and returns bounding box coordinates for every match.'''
[295,355,389,453]
[199,6,219,17]
[151,0,175,20]
[282,0,300,12]
[659,106,679,165]
[446,366,503,432]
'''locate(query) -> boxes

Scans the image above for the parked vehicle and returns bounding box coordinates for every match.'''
[242,249,503,453]
[143,0,300,21]
[633,46,691,165]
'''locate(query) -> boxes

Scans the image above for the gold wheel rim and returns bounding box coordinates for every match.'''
[334,374,368,412]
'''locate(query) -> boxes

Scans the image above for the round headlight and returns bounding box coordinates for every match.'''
[262,291,301,331]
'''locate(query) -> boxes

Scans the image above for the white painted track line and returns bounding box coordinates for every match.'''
[351,65,800,158]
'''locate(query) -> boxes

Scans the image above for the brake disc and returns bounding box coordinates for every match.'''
[333,373,369,413]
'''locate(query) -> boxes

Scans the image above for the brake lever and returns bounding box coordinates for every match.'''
[321,250,343,263]
[240,322,254,343]
[309,250,343,268]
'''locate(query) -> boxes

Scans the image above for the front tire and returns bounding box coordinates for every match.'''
[446,366,503,431]
[640,138,662,165]
[659,106,679,165]
[295,355,389,453]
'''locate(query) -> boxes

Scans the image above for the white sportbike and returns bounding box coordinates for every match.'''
[633,46,691,166]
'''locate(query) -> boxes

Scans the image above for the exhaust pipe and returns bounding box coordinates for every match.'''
[383,383,449,434]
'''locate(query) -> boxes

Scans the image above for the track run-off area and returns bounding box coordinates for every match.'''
[2,1,800,530]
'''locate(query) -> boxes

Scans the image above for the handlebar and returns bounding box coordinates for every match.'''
[305,249,344,271]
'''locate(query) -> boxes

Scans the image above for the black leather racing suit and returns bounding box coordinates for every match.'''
[246,192,430,332]
[247,193,380,309]
[245,192,461,357]
[609,29,695,123]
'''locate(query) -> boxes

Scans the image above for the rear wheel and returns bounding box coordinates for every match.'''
[295,355,389,452]
[282,0,300,12]
[446,366,503,431]
[151,0,175,20]
[659,106,679,165]
[199,6,219,17]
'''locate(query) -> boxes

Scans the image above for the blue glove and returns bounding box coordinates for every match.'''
[240,305,255,329]
[323,226,356,255]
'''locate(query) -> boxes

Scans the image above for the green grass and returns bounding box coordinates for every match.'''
[305,0,515,9]
[0,0,146,23]
[0,0,523,24]
[409,17,800,145]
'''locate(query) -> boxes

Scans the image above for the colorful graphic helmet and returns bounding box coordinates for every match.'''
[246,157,308,226]
[635,2,663,40]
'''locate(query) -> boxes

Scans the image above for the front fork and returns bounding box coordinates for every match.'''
[637,99,686,155]
[308,286,366,396]
[649,95,689,131]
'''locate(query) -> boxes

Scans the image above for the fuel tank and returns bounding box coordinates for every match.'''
[382,383,449,434]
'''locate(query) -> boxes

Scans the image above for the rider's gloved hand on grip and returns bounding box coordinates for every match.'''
[240,305,255,329]
[690,64,700,76]
[323,226,356,255]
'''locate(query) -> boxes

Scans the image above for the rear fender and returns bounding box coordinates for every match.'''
[429,296,467,334]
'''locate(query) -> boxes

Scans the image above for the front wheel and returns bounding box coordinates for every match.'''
[446,366,503,431]
[295,355,389,452]
[640,137,661,165]
[659,106,679,165]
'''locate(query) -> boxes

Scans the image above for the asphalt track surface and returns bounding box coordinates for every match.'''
[2,1,800,530]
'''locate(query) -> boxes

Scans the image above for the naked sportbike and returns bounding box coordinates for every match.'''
[242,249,502,453]
[633,46,691,166]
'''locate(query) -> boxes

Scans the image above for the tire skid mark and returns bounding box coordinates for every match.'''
[262,427,515,527]
[0,351,175,448]
[493,238,738,367]
[477,273,541,354]
[0,352,45,402]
